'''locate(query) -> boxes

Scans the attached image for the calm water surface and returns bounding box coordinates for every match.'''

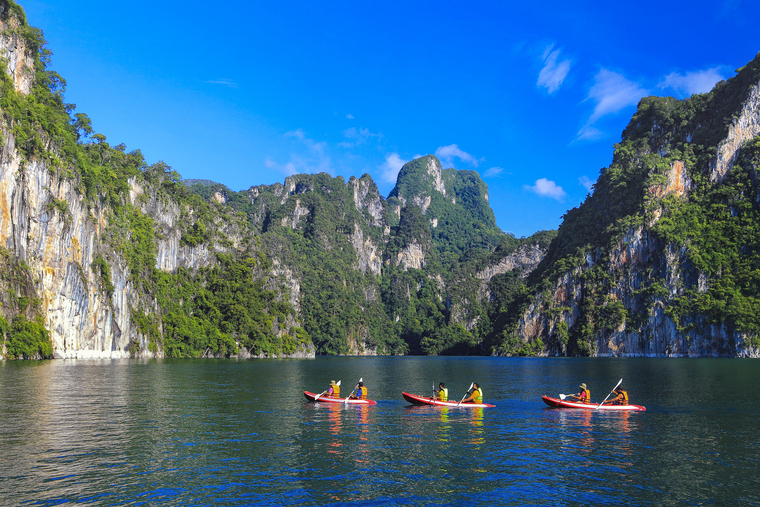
[1,357,759,506]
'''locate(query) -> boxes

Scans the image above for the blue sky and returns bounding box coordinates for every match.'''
[20,0,760,237]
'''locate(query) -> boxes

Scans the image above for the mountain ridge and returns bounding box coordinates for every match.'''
[1,0,758,358]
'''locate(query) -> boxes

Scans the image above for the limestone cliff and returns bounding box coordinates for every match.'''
[0,4,311,359]
[499,54,760,358]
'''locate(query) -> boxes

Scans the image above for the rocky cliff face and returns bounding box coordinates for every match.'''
[0,132,142,358]
[504,56,760,358]
[0,9,311,359]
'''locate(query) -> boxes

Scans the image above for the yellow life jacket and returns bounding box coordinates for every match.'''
[584,389,591,403]
[617,390,628,405]
[438,388,448,401]
[330,384,340,398]
[472,388,483,403]
[357,386,367,399]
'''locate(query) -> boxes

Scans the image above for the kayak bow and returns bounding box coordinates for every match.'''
[402,392,495,408]
[542,395,645,411]
[303,391,377,405]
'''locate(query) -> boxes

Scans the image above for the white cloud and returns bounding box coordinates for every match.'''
[204,78,238,88]
[484,167,505,177]
[267,129,333,176]
[285,129,326,154]
[587,69,648,123]
[435,144,478,167]
[575,125,604,142]
[265,157,298,176]
[340,127,382,147]
[379,153,408,184]
[578,175,595,191]
[524,178,566,200]
[658,67,725,96]
[537,46,571,94]
[346,114,354,119]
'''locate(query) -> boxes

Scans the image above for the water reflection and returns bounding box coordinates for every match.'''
[2,357,760,506]
[470,407,485,447]
[326,403,343,458]
[356,406,370,465]
[438,407,451,442]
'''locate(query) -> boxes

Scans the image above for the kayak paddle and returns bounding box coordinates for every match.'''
[558,394,569,400]
[344,378,362,404]
[595,378,623,409]
[314,380,340,401]
[456,383,474,407]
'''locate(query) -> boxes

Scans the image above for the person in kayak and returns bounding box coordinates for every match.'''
[325,380,340,398]
[349,381,367,400]
[436,382,448,402]
[569,383,591,403]
[604,386,629,405]
[461,383,483,404]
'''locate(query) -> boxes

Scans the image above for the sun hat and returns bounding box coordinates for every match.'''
[580,383,587,389]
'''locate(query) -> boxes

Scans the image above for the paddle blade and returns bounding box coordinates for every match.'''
[559,394,567,400]
[337,380,341,386]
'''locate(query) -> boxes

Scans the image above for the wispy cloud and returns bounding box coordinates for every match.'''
[658,67,725,96]
[484,166,506,177]
[265,157,298,176]
[537,46,571,94]
[524,178,566,200]
[379,153,408,184]
[578,175,595,191]
[435,144,479,168]
[346,114,354,119]
[204,78,238,88]
[285,129,326,155]
[339,127,382,147]
[587,69,648,123]
[266,130,333,176]
[575,125,604,142]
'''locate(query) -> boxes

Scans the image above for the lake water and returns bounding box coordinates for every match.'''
[1,357,759,506]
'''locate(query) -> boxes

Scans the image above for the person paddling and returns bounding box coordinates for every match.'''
[604,386,629,406]
[325,380,340,399]
[436,382,448,402]
[349,381,367,400]
[461,382,483,404]
[569,383,591,403]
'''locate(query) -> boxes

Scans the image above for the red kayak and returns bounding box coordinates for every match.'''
[402,392,495,408]
[303,391,377,405]
[542,395,646,411]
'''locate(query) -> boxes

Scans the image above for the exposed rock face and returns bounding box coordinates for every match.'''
[477,244,545,282]
[396,241,426,271]
[711,80,760,182]
[0,13,33,94]
[350,223,382,275]
[349,175,384,226]
[0,132,143,358]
